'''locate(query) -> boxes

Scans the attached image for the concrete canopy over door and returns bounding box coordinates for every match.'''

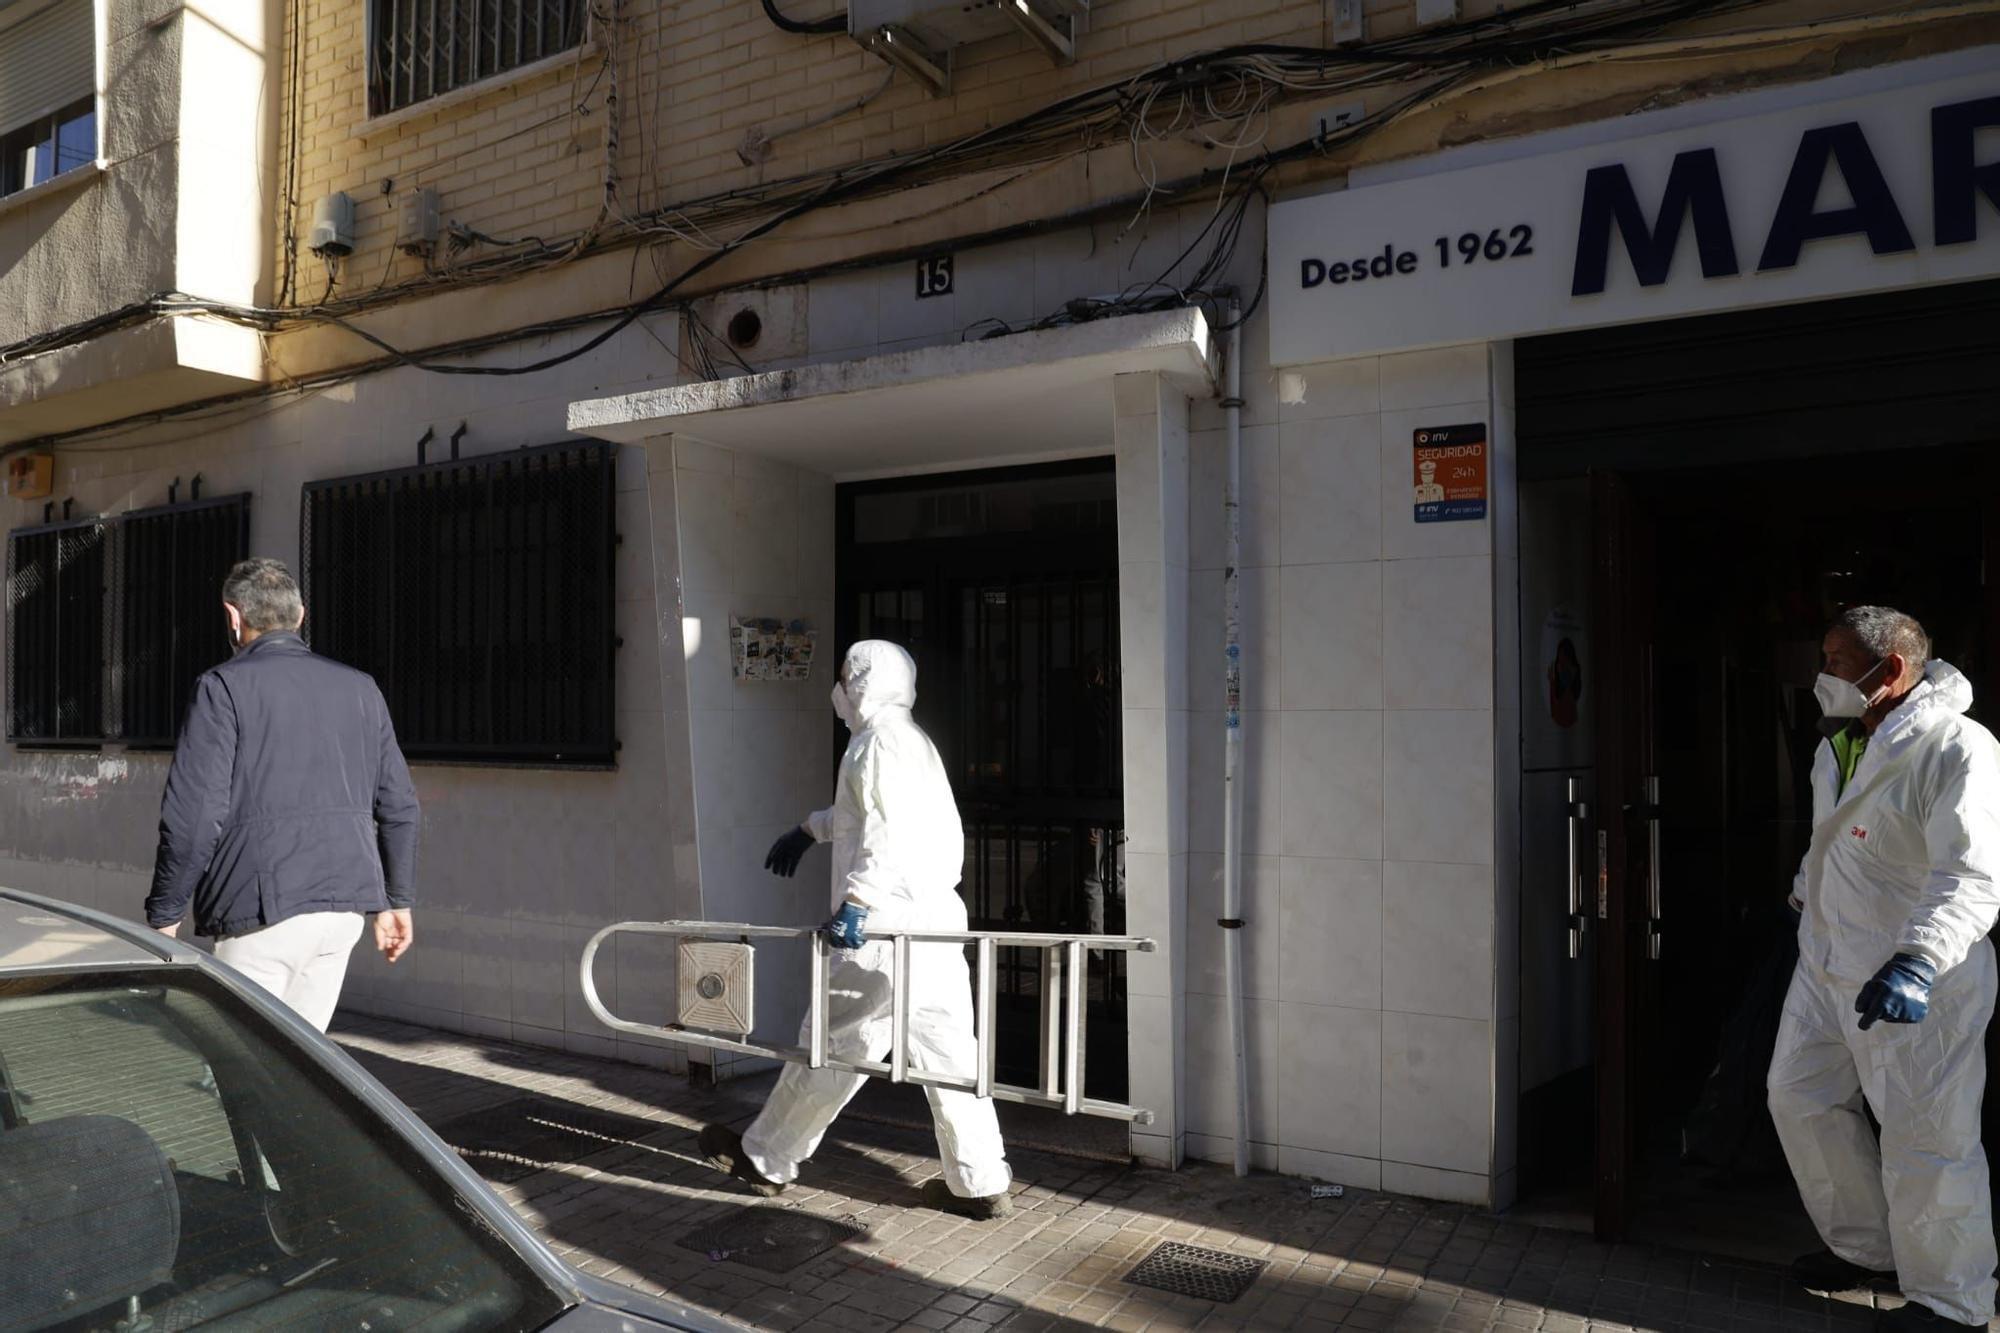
[568,308,1215,1166]
[568,307,1216,479]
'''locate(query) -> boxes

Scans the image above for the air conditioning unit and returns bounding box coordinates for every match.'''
[850,0,1089,96]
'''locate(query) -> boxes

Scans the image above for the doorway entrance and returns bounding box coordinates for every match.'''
[836,459,1128,1103]
[1512,278,2000,1255]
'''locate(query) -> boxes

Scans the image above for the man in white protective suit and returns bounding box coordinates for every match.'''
[1769,606,2000,1329]
[698,640,1014,1220]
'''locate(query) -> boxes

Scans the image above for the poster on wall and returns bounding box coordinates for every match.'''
[1412,423,1488,523]
[1542,605,1586,729]
[730,617,818,681]
[1518,479,1595,771]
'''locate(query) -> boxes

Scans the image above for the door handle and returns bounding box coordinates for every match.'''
[1566,777,1590,960]
[1645,774,1663,960]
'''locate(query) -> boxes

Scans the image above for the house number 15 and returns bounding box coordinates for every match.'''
[916,254,954,299]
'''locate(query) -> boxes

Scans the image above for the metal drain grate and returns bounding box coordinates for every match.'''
[677,1206,863,1274]
[1124,1241,1267,1303]
[432,1096,666,1184]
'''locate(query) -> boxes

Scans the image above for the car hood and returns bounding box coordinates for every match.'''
[542,1272,747,1332]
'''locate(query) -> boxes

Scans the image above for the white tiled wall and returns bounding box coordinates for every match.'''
[669,437,839,1073]
[1184,339,1508,1202]
[1115,370,1191,1169]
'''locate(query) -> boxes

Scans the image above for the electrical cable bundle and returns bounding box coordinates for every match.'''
[0,0,1831,451]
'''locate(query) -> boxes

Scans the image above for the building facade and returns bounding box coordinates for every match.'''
[3,0,1997,1229]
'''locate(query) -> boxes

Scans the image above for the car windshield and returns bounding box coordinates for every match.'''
[0,968,570,1333]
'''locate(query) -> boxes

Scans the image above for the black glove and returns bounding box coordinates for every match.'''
[764,826,814,878]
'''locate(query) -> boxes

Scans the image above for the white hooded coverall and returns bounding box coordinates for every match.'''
[1768,660,2000,1326]
[741,641,1012,1199]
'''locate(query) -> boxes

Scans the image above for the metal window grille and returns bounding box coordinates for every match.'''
[842,463,1126,1101]
[113,495,251,748]
[950,571,1125,1101]
[4,519,108,745]
[368,0,587,117]
[6,497,251,747]
[299,442,617,767]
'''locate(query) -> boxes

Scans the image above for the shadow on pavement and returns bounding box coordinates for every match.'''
[333,1016,1922,1331]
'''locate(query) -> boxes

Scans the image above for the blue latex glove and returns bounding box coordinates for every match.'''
[1855,953,1936,1031]
[821,902,868,950]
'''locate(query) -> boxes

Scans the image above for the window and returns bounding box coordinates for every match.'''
[0,98,94,198]
[0,969,568,1331]
[116,495,252,747]
[4,518,108,744]
[368,0,587,117]
[0,0,95,199]
[300,443,617,766]
[4,495,249,747]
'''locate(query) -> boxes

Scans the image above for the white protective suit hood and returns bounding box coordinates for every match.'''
[838,640,918,730]
[1875,657,1975,746]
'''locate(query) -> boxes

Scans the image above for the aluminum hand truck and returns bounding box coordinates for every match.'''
[580,921,1158,1125]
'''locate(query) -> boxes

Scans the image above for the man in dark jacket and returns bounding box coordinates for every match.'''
[145,557,420,1031]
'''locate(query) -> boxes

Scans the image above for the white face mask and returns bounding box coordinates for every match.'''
[831,681,856,728]
[1814,657,1892,720]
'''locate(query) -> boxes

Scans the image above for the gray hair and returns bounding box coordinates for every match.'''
[222,557,304,632]
[1836,605,1930,677]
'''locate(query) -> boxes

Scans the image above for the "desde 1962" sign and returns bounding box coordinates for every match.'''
[1269,50,2000,365]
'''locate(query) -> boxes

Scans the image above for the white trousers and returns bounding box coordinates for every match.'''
[215,911,367,1033]
[1768,944,1998,1326]
[742,939,1011,1198]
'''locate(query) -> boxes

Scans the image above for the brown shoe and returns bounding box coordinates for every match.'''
[697,1123,786,1198]
[922,1178,1012,1220]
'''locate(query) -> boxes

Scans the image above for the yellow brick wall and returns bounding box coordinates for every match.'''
[269,0,1993,340]
[278,0,1512,302]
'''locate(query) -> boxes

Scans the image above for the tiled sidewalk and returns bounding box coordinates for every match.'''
[332,1015,1943,1332]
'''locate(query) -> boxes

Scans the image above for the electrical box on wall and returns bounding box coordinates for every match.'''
[851,0,1089,95]
[398,187,440,257]
[5,454,52,501]
[310,192,355,257]
[1326,0,1364,44]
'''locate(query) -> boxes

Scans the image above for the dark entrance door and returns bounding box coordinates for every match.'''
[1589,469,1659,1240]
[1522,280,2000,1253]
[1582,455,1998,1246]
[836,460,1127,1102]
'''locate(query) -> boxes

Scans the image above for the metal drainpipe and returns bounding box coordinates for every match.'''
[1220,303,1251,1177]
